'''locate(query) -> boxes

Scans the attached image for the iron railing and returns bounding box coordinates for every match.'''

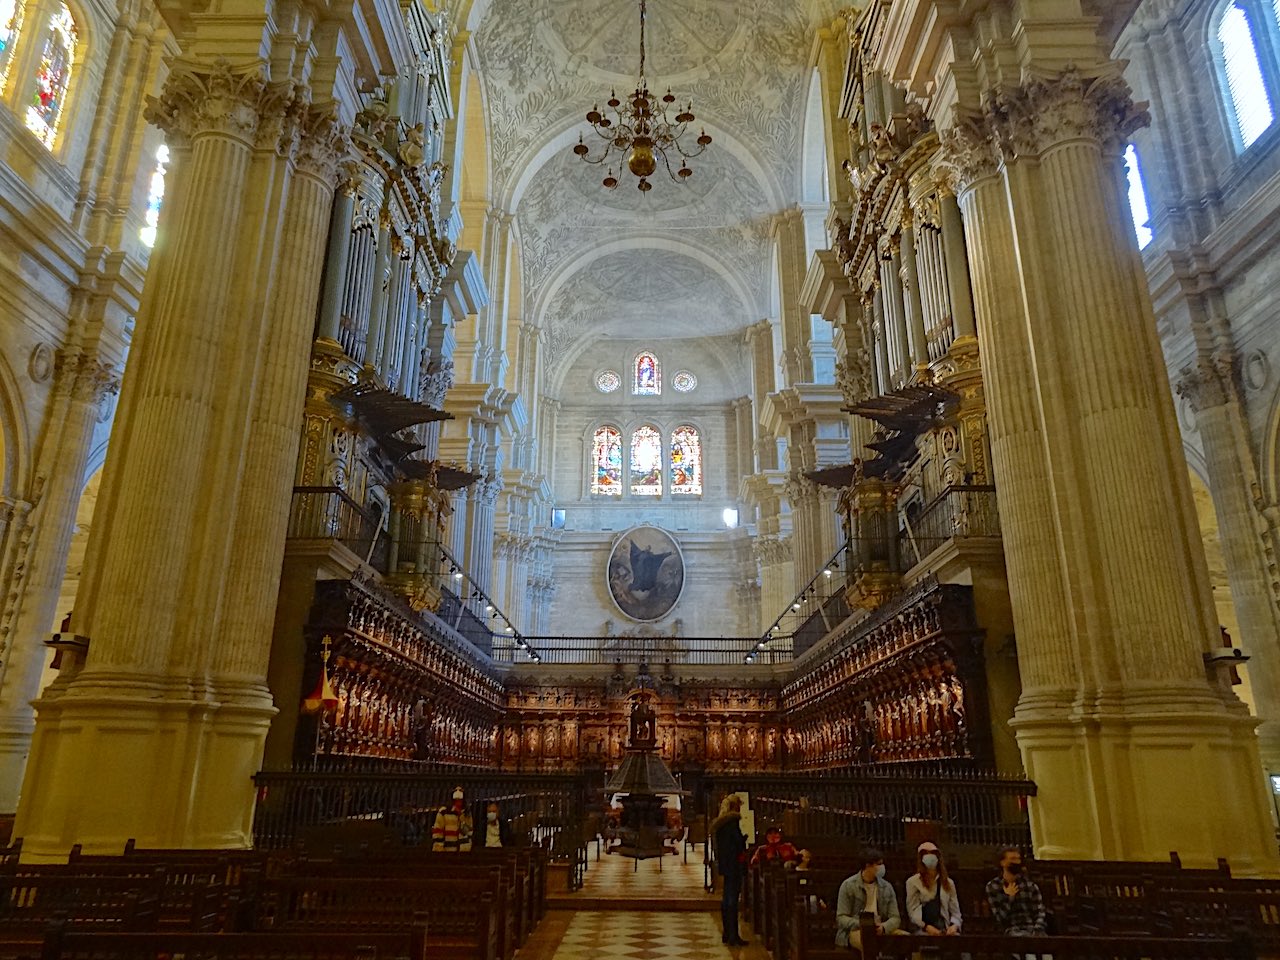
[512,637,792,667]
[287,486,387,570]
[902,484,1000,565]
[697,769,1034,853]
[252,769,599,887]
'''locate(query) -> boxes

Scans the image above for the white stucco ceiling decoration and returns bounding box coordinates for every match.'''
[473,0,825,353]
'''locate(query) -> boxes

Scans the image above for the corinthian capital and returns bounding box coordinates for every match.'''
[145,58,277,146]
[294,103,352,184]
[1176,353,1239,414]
[938,109,1000,195]
[986,65,1150,160]
[56,349,121,408]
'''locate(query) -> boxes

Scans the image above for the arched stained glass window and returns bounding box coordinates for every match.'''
[630,425,662,496]
[1216,2,1274,149]
[591,425,622,496]
[25,2,77,149]
[140,143,170,248]
[670,425,702,496]
[0,0,25,92]
[634,352,660,395]
[1124,145,1154,250]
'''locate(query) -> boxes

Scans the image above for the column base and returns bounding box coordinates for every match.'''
[12,673,276,862]
[1013,687,1280,875]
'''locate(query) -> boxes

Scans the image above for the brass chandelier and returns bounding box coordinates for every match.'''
[573,0,712,192]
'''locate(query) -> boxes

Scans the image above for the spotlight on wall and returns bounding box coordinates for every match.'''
[824,567,834,577]
[505,625,514,634]
[453,570,463,580]
[792,601,801,610]
[485,604,494,613]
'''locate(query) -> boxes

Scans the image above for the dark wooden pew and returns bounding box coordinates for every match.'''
[280,860,518,960]
[247,876,499,960]
[858,912,1251,958]
[39,921,429,960]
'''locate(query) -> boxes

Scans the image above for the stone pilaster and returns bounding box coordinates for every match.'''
[0,350,118,812]
[1178,354,1280,773]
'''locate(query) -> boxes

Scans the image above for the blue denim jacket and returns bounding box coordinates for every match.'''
[835,875,901,945]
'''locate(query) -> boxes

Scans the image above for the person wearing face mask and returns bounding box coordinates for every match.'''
[835,848,904,951]
[482,802,512,848]
[431,787,474,852]
[906,842,961,935]
[985,846,1045,936]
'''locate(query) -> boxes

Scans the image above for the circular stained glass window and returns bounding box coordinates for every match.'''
[596,370,621,393]
[672,371,697,393]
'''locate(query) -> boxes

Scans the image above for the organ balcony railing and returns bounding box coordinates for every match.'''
[900,483,1000,570]
[287,485,389,571]
[286,485,538,662]
[760,484,1002,662]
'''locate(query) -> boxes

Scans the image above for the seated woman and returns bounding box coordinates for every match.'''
[905,841,962,936]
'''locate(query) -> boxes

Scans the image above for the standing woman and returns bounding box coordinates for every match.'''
[905,841,961,935]
[711,795,750,946]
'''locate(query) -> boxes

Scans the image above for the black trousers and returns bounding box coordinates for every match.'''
[720,870,743,940]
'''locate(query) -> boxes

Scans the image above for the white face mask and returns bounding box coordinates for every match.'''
[487,812,497,822]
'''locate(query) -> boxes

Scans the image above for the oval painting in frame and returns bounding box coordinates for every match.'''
[607,526,685,622]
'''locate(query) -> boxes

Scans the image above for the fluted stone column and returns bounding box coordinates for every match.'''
[785,474,826,592]
[0,352,119,812]
[942,66,1278,870]
[464,477,500,597]
[1178,355,1280,772]
[13,59,351,859]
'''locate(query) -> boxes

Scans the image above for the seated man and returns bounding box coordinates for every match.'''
[984,846,1046,936]
[750,824,800,868]
[835,848,905,952]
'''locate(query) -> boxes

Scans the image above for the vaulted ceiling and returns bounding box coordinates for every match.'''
[472,0,833,377]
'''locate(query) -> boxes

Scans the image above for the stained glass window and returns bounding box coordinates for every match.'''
[629,425,662,496]
[140,144,170,248]
[0,0,25,92]
[25,2,76,149]
[1217,2,1273,149]
[670,425,702,496]
[596,370,621,393]
[591,425,622,496]
[672,371,697,393]
[634,352,660,395]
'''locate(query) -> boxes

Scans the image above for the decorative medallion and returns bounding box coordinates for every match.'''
[607,525,685,622]
[28,342,53,383]
[596,370,621,393]
[672,370,697,392]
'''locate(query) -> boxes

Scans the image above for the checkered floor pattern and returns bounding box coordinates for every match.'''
[547,911,746,959]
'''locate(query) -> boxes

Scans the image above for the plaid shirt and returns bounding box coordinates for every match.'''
[985,875,1046,935]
